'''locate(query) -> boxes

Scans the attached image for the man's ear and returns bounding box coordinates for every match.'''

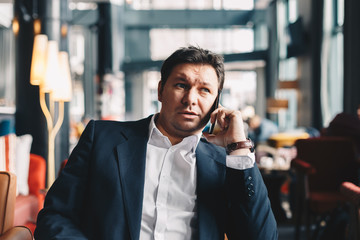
[158,81,163,102]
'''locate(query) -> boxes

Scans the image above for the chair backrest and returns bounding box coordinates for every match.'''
[295,137,359,192]
[340,182,360,240]
[0,171,16,234]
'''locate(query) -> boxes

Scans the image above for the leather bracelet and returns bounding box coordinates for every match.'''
[226,138,254,154]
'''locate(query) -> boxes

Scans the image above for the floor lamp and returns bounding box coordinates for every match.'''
[30,34,72,188]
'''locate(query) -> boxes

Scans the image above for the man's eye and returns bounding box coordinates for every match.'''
[201,88,210,93]
[175,83,186,89]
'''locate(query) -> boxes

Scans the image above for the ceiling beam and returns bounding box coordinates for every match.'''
[124,9,266,29]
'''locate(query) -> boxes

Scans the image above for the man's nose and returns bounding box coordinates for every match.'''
[181,89,198,106]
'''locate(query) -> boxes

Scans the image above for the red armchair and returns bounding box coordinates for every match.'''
[14,153,46,234]
[291,137,359,240]
[340,182,360,240]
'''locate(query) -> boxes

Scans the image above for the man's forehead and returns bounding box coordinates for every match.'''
[171,63,217,78]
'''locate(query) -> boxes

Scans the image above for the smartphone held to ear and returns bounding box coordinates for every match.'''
[208,92,221,134]
[209,121,222,134]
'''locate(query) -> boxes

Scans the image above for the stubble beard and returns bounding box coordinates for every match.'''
[171,114,210,137]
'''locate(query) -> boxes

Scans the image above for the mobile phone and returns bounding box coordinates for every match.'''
[208,91,221,134]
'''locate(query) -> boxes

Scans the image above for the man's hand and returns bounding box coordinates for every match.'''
[203,106,250,155]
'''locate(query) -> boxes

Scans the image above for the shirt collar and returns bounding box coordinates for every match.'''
[148,114,201,153]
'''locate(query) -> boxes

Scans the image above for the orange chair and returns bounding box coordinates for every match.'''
[340,182,360,240]
[291,137,359,240]
[28,153,46,212]
[0,171,32,240]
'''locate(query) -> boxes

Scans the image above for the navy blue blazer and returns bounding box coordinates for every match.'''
[35,116,277,240]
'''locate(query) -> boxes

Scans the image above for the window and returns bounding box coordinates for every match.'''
[0,27,15,113]
[127,0,254,10]
[150,28,253,60]
[277,0,298,130]
[222,71,257,110]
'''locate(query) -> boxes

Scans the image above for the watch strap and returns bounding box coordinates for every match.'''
[226,138,254,154]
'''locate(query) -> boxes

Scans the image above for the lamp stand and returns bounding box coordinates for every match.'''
[39,90,65,187]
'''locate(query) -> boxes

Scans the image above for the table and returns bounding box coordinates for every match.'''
[267,132,310,148]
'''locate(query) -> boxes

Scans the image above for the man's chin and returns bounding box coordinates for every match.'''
[174,123,206,135]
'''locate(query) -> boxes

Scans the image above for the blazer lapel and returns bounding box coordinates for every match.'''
[196,139,226,240]
[116,117,151,240]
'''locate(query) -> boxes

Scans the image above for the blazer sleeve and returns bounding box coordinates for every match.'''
[224,164,278,240]
[34,120,96,240]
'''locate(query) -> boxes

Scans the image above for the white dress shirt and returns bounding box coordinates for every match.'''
[139,115,255,240]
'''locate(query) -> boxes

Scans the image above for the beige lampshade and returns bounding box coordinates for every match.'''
[30,34,48,86]
[42,41,60,93]
[53,52,72,101]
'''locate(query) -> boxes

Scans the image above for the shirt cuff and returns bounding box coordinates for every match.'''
[226,152,255,170]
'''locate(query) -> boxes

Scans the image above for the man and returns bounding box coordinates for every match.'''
[35,46,277,240]
[247,115,279,147]
[324,105,360,154]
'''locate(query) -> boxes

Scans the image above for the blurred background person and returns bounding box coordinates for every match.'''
[247,115,279,147]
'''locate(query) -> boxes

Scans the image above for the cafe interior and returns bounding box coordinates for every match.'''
[0,0,360,239]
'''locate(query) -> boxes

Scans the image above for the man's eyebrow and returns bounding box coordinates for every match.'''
[200,81,212,86]
[173,74,189,82]
[173,73,216,86]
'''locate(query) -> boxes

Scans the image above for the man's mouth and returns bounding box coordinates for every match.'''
[178,111,199,118]
[179,110,197,115]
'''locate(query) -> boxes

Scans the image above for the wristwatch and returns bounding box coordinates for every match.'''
[226,138,254,154]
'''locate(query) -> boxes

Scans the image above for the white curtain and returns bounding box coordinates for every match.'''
[320,0,344,127]
[0,28,15,108]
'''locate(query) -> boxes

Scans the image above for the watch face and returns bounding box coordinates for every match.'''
[228,142,238,151]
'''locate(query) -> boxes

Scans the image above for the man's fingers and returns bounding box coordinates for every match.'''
[215,108,234,130]
[206,106,247,147]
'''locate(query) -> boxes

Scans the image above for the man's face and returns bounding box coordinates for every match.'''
[157,63,219,140]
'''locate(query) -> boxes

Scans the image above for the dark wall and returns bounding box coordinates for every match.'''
[344,0,360,114]
[14,0,47,159]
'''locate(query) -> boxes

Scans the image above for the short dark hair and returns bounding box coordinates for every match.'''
[160,46,225,91]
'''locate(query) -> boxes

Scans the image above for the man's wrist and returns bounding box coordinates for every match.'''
[226,138,254,154]
[228,148,251,156]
